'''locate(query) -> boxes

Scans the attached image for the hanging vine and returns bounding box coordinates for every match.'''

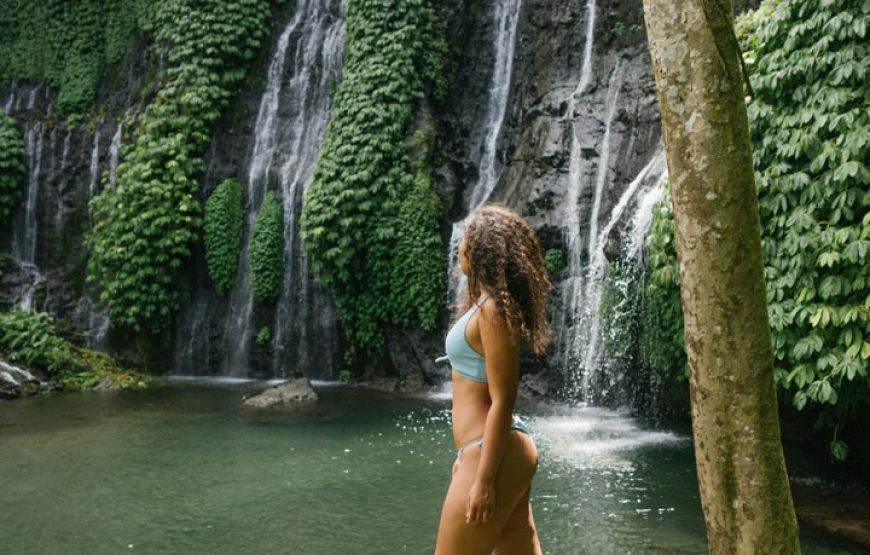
[300,0,448,361]
[0,111,25,222]
[87,0,270,333]
[204,178,244,295]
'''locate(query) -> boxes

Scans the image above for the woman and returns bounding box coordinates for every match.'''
[435,204,552,555]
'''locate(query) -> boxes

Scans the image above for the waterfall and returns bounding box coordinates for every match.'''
[26,86,38,111]
[272,0,346,377]
[108,122,123,188]
[578,147,666,398]
[3,80,15,113]
[555,0,598,397]
[218,0,345,377]
[575,0,596,98]
[557,60,624,400]
[12,123,43,265]
[221,6,303,376]
[71,294,112,351]
[11,123,45,312]
[467,0,524,210]
[55,129,71,230]
[80,125,113,347]
[447,0,523,301]
[626,176,666,263]
[88,129,101,198]
[585,61,624,277]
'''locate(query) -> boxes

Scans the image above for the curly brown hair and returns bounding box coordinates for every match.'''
[453,204,554,356]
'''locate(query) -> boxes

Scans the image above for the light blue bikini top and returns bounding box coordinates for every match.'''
[444,293,490,383]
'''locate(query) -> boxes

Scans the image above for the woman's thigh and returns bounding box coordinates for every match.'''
[434,432,538,555]
[494,487,543,555]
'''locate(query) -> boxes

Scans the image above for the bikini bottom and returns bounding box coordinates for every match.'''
[455,415,532,462]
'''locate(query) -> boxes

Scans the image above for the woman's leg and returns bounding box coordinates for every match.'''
[493,487,543,555]
[434,432,538,555]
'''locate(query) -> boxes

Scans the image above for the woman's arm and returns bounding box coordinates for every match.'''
[466,300,520,524]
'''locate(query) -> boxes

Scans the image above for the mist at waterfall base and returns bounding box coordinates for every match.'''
[0,383,850,555]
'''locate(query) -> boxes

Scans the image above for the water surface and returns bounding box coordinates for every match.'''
[0,380,854,554]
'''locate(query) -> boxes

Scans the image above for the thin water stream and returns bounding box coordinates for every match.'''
[0,383,850,554]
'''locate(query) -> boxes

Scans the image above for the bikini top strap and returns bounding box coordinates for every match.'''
[470,292,490,314]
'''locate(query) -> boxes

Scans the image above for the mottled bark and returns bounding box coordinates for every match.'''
[641,1,801,553]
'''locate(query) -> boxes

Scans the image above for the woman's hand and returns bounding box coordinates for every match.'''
[466,479,496,524]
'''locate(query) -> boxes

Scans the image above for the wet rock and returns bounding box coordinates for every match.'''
[365,377,399,393]
[519,372,550,400]
[396,369,425,393]
[0,360,44,400]
[242,376,318,409]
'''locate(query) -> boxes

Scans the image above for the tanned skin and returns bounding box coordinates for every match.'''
[433,237,542,555]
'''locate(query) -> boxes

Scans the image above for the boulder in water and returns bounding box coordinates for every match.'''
[0,360,44,400]
[242,376,318,409]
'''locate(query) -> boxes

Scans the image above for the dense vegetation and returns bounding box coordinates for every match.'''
[300,0,448,361]
[250,191,284,302]
[635,0,869,459]
[0,309,148,390]
[87,0,270,333]
[204,178,244,295]
[0,111,25,221]
[639,184,687,385]
[0,0,155,114]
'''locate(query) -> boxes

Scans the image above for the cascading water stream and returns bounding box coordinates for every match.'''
[12,123,43,265]
[272,0,346,377]
[26,86,38,111]
[578,147,666,397]
[221,10,302,376]
[447,0,523,302]
[88,129,100,198]
[557,59,624,400]
[220,0,344,377]
[555,0,599,398]
[78,124,113,350]
[108,121,123,188]
[3,80,15,113]
[11,122,45,312]
[54,130,71,230]
[626,175,666,263]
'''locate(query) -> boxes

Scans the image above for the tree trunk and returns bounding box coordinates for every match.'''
[641,1,801,553]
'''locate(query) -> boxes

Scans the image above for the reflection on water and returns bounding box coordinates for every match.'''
[0,382,853,554]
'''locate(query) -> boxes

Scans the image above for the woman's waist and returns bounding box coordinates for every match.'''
[451,406,528,447]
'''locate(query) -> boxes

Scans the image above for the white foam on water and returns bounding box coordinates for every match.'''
[528,405,686,470]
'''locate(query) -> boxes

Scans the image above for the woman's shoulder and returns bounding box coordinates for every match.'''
[478,293,517,338]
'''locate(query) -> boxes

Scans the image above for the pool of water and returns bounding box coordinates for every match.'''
[0,380,855,554]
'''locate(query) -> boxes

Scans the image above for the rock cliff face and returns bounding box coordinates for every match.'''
[436,0,663,399]
[0,0,664,398]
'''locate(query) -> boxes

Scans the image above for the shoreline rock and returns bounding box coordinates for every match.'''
[242,376,318,409]
[0,360,46,400]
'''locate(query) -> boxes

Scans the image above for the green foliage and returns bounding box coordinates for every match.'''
[642,0,869,457]
[338,369,351,383]
[0,0,155,114]
[87,0,270,333]
[0,111,25,221]
[250,191,284,302]
[0,310,64,370]
[204,178,243,295]
[544,248,566,275]
[300,0,447,359]
[742,0,869,417]
[640,183,688,384]
[600,262,642,365]
[256,325,271,346]
[0,309,148,390]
